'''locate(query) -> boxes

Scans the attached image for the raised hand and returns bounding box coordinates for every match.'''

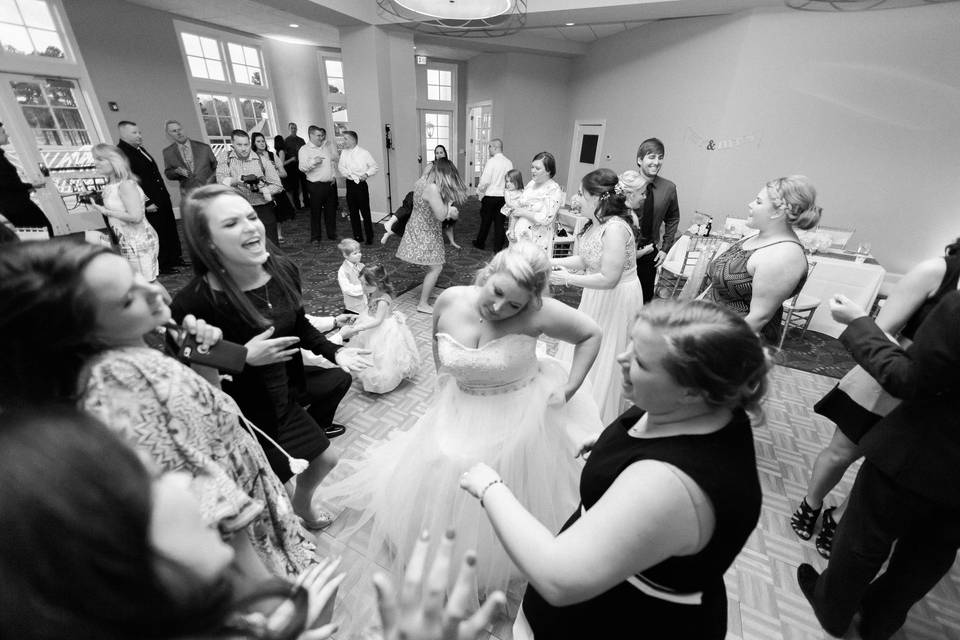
[245,326,301,366]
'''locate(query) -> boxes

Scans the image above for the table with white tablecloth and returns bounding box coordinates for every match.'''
[663,233,885,339]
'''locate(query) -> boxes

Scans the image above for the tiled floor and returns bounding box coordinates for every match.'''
[309,287,960,640]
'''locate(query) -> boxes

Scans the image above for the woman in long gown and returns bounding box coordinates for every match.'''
[322,242,604,594]
[551,168,645,424]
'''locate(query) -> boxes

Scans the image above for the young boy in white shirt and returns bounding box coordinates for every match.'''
[336,238,366,314]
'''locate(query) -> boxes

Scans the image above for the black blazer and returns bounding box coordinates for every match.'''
[842,290,960,506]
[643,175,680,253]
[117,139,171,207]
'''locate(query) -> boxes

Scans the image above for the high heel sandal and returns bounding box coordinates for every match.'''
[815,507,837,559]
[790,498,821,541]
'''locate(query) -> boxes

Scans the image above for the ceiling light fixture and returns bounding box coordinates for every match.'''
[377,0,527,37]
[565,22,575,26]
[785,0,957,10]
[289,23,300,27]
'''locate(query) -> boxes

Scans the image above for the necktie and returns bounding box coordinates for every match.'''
[180,142,194,172]
[640,182,654,243]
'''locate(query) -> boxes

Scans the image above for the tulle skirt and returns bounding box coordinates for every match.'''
[557,273,644,425]
[321,356,601,594]
[353,311,420,394]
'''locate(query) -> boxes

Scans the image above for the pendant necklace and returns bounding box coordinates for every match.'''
[249,284,272,311]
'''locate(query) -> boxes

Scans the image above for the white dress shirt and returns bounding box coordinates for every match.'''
[338,146,379,184]
[299,141,336,183]
[477,152,513,198]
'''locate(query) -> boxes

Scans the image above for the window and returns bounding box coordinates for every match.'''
[12,78,89,146]
[228,42,262,86]
[424,112,450,161]
[0,0,66,58]
[330,104,349,149]
[238,96,270,136]
[181,33,225,81]
[325,59,344,95]
[197,93,233,145]
[427,68,452,102]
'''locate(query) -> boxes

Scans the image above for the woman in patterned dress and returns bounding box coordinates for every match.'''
[89,143,160,282]
[0,239,317,580]
[511,152,564,255]
[551,168,645,424]
[397,158,467,314]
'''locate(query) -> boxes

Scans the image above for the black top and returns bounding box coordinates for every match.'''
[170,257,341,446]
[522,406,761,639]
[117,139,171,207]
[900,253,960,341]
[844,290,960,506]
[0,149,49,229]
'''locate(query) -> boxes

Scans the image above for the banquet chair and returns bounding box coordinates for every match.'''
[657,236,723,299]
[777,261,820,351]
[552,209,587,259]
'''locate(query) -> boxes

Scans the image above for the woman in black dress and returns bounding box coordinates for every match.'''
[172,184,372,530]
[461,299,767,639]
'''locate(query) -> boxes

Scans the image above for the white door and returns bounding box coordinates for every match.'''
[418,109,453,175]
[466,101,491,191]
[0,73,105,234]
[566,120,605,198]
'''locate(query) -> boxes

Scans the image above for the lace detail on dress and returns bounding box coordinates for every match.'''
[437,333,539,393]
[579,217,637,275]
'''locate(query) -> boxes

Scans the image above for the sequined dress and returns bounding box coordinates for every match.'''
[396,177,445,266]
[322,332,602,593]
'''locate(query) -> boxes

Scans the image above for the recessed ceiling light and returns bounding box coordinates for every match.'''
[565,22,575,26]
[289,23,299,28]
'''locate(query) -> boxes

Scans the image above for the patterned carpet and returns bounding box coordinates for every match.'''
[160,197,856,378]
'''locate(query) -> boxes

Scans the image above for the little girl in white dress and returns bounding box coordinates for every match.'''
[339,264,420,393]
[501,169,524,242]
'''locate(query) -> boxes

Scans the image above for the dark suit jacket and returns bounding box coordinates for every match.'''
[644,175,680,253]
[162,139,218,196]
[117,139,171,208]
[841,290,960,506]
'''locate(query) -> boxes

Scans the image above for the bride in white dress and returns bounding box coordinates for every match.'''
[322,242,603,594]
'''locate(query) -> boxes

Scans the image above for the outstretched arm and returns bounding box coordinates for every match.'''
[552,224,630,291]
[341,299,390,338]
[536,298,601,400]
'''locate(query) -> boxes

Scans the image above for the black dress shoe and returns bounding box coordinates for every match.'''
[159,266,179,275]
[324,424,347,438]
[797,563,844,635]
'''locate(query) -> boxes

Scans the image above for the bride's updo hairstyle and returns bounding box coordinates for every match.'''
[475,241,550,309]
[582,168,631,227]
[635,299,771,413]
[765,175,822,230]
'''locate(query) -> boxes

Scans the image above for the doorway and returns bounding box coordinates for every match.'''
[566,120,605,198]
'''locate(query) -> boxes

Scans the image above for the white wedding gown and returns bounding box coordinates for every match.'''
[322,332,602,593]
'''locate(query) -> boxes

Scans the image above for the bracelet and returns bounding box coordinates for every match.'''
[333,316,340,328]
[479,478,504,508]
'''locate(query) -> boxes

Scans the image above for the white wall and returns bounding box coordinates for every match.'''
[568,5,960,274]
[262,39,327,135]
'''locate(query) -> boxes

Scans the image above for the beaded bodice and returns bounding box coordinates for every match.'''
[436,332,538,394]
[579,217,637,275]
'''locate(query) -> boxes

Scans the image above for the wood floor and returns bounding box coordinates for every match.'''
[309,288,960,640]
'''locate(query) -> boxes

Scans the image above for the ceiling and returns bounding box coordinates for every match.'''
[124,0,794,57]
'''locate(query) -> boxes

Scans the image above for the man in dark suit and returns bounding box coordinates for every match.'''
[0,122,51,234]
[284,122,309,209]
[117,120,180,273]
[798,291,960,640]
[633,137,680,303]
[162,119,217,200]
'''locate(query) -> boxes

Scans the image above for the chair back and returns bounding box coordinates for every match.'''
[786,259,818,307]
[720,216,749,239]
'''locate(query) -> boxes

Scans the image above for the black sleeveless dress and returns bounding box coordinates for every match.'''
[521,406,762,639]
[815,253,960,442]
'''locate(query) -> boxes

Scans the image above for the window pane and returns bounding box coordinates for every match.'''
[0,22,32,54]
[20,0,55,29]
[328,78,344,94]
[425,113,436,126]
[440,86,451,102]
[239,98,254,118]
[438,114,450,127]
[331,104,348,122]
[427,69,438,84]
[187,56,207,79]
[218,117,233,134]
[325,59,342,78]
[53,107,83,129]
[0,0,21,23]
[44,79,75,106]
[244,45,258,67]
[227,42,241,63]
[427,85,439,101]
[213,96,230,116]
[11,80,44,104]
[232,64,248,85]
[199,36,219,59]
[181,32,202,56]
[249,70,262,86]
[440,70,451,86]
[204,117,221,137]
[207,60,225,81]
[22,105,54,128]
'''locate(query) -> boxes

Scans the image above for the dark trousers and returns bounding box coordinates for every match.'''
[147,201,182,269]
[345,180,373,243]
[252,202,279,246]
[282,169,303,208]
[811,461,960,639]
[302,365,352,430]
[475,195,506,250]
[298,169,311,207]
[307,180,338,240]
[636,246,657,303]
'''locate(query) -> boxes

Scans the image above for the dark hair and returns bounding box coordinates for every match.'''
[0,408,233,640]
[360,263,396,298]
[426,158,468,206]
[180,185,299,329]
[344,130,358,143]
[504,169,524,191]
[230,129,249,141]
[307,125,325,137]
[433,144,447,160]
[633,300,770,412]
[946,237,960,256]
[118,120,137,128]
[532,151,556,178]
[637,138,665,160]
[273,135,286,153]
[250,132,272,161]
[0,239,113,405]
[581,168,632,227]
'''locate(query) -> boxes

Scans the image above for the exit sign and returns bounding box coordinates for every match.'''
[416,55,427,65]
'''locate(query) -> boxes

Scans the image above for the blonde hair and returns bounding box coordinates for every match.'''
[475,241,550,308]
[766,175,821,230]
[618,169,645,193]
[91,143,134,183]
[337,238,360,256]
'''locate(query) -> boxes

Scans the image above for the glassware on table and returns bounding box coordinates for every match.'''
[855,242,871,263]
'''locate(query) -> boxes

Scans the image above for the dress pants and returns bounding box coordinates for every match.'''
[475,195,506,250]
[297,168,311,207]
[345,180,374,243]
[811,460,960,639]
[302,365,352,430]
[636,246,657,303]
[252,202,279,246]
[146,199,182,270]
[307,180,338,240]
